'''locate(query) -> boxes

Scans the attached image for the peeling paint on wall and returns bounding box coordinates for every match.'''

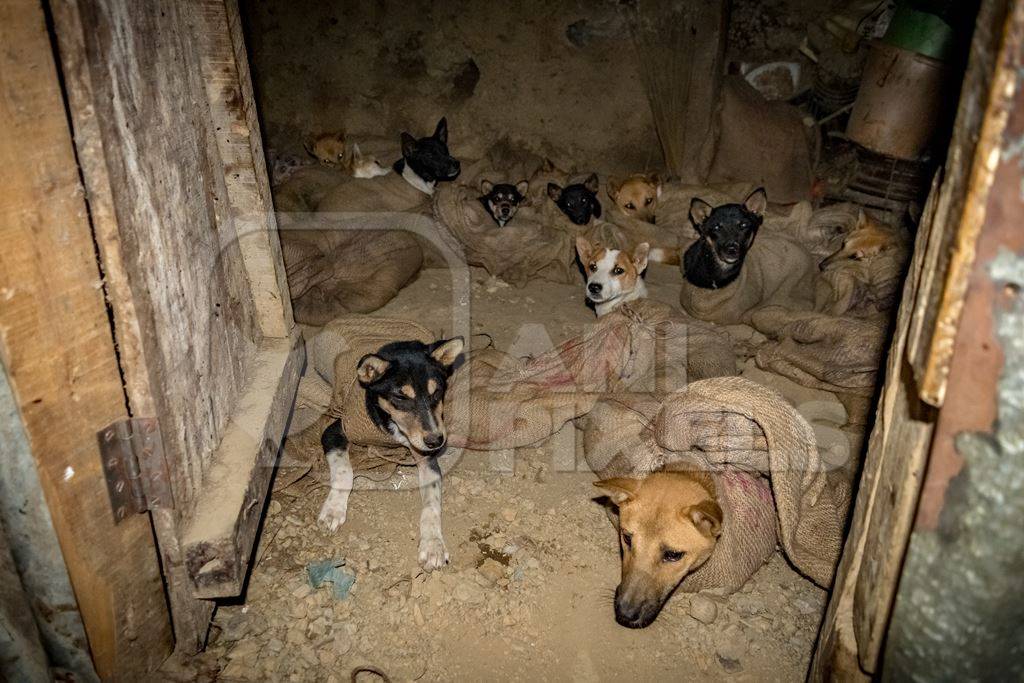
[883,248,1024,681]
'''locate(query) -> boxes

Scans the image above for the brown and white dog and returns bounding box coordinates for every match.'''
[595,470,723,628]
[607,173,663,223]
[344,142,391,179]
[576,237,650,317]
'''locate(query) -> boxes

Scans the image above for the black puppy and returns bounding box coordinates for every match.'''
[394,117,461,194]
[479,179,529,227]
[547,173,602,225]
[318,336,464,572]
[682,188,767,289]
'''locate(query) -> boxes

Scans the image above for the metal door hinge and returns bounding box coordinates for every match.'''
[97,417,174,524]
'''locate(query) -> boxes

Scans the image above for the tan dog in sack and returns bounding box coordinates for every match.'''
[607,173,662,223]
[595,469,726,628]
[582,377,850,627]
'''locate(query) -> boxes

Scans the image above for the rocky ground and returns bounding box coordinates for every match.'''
[174,267,849,682]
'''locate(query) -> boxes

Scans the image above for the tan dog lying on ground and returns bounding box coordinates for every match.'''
[595,470,723,629]
[607,173,662,223]
[576,237,651,317]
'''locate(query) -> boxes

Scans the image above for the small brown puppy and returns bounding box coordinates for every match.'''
[608,173,662,223]
[819,210,901,270]
[595,470,723,628]
[306,132,347,165]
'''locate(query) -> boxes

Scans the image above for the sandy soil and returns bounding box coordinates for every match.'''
[178,267,833,682]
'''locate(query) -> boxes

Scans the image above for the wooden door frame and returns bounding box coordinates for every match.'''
[809,0,1018,678]
[0,0,174,677]
[48,0,303,657]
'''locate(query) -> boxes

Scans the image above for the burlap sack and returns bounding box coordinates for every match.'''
[706,77,813,204]
[581,376,850,591]
[446,298,738,451]
[286,299,737,478]
[280,218,424,325]
[678,232,817,325]
[751,307,889,397]
[432,148,580,287]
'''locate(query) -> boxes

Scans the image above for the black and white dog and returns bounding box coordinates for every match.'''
[318,337,464,571]
[393,117,461,195]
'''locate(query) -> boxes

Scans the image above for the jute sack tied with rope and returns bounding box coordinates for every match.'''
[444,299,738,451]
[751,307,889,397]
[581,377,851,591]
[284,300,738,484]
[281,217,424,325]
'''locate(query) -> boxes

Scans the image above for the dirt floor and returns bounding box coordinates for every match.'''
[182,266,837,682]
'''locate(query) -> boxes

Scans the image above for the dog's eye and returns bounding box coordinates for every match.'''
[644,197,653,205]
[625,202,635,210]
[662,550,684,563]
[622,532,633,549]
[612,266,625,276]
[589,263,597,273]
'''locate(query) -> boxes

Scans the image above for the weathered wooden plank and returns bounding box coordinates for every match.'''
[182,332,304,598]
[0,0,172,676]
[851,1,1019,668]
[810,1,1013,677]
[66,0,263,513]
[193,0,295,338]
[907,0,1014,406]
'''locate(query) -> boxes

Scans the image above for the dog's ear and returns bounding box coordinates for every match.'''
[547,183,563,202]
[357,354,391,386]
[595,478,641,505]
[480,179,494,195]
[351,142,363,160]
[689,197,714,229]
[606,176,621,201]
[575,235,593,261]
[592,198,602,218]
[684,499,723,538]
[515,180,529,197]
[433,117,449,144]
[429,336,464,371]
[743,187,767,217]
[648,172,664,198]
[583,173,599,194]
[400,132,417,158]
[633,242,650,272]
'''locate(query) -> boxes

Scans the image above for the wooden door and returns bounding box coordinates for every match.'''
[0,0,173,678]
[0,0,300,674]
[809,0,1018,678]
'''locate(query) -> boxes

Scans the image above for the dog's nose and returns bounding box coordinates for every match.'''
[423,433,446,451]
[588,282,602,295]
[614,601,647,629]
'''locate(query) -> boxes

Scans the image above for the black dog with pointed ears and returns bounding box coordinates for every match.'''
[683,188,767,289]
[394,117,461,194]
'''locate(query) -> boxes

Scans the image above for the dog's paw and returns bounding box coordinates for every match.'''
[418,534,449,572]
[317,493,348,532]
